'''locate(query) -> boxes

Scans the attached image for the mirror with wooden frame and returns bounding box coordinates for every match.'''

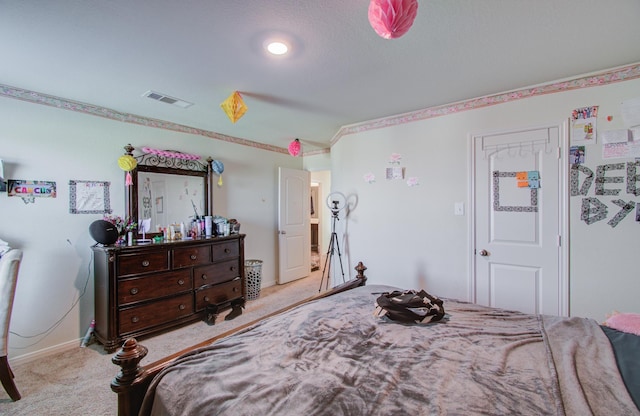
[124,144,212,237]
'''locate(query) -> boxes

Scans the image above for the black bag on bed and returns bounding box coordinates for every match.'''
[375,289,445,324]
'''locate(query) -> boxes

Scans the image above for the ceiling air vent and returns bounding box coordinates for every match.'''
[142,90,193,108]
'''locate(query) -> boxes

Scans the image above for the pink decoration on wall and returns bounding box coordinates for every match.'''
[288,139,301,157]
[368,0,419,39]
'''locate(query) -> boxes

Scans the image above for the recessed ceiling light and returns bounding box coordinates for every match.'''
[266,41,289,56]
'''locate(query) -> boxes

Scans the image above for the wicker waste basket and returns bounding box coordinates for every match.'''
[244,259,263,300]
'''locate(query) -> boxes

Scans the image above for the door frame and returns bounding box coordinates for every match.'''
[277,167,311,284]
[467,120,570,316]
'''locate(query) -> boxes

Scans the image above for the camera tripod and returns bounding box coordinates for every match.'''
[319,202,345,292]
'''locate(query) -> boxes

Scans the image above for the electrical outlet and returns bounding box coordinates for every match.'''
[454,202,464,216]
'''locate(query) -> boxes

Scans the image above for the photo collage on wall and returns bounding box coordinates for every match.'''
[363,153,419,187]
[570,98,640,227]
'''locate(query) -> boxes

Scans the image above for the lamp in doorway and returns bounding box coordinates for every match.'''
[288,138,301,157]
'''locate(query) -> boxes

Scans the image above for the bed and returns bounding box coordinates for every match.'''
[111,262,640,415]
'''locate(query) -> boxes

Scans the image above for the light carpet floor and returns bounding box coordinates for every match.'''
[0,270,327,415]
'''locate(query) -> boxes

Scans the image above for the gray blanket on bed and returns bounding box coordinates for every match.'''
[140,285,639,416]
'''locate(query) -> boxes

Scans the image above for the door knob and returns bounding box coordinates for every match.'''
[479,249,489,256]
[280,230,286,234]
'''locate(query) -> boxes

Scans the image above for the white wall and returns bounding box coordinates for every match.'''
[3,68,640,361]
[0,97,302,360]
[331,76,640,321]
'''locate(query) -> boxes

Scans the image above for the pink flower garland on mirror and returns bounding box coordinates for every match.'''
[141,146,201,160]
[368,0,419,39]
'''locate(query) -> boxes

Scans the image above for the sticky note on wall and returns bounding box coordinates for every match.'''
[516,170,540,188]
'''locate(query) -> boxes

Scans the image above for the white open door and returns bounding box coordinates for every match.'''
[278,167,310,284]
[472,123,568,316]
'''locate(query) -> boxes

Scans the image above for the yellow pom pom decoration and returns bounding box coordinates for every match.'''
[118,155,137,172]
[118,155,137,186]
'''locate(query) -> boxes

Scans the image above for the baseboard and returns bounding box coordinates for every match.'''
[262,278,276,288]
[9,337,81,366]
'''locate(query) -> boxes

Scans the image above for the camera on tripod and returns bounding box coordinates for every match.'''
[320,192,347,291]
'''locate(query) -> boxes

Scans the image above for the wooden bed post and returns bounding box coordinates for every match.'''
[111,338,149,416]
[354,261,367,281]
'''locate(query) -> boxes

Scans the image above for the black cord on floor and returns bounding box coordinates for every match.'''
[9,249,93,349]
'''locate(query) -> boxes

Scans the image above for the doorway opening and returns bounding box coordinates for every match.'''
[310,183,320,271]
[310,170,331,273]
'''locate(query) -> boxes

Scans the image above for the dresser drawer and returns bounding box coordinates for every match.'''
[118,270,192,306]
[194,259,241,287]
[117,250,170,277]
[172,245,210,268]
[93,234,245,352]
[211,241,239,260]
[119,293,194,334]
[195,277,242,311]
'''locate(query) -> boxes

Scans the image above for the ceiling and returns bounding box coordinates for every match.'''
[1,0,640,153]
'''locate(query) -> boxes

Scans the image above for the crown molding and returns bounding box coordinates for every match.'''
[4,62,639,156]
[0,84,289,155]
[330,63,640,146]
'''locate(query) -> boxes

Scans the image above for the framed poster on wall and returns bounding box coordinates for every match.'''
[69,180,112,214]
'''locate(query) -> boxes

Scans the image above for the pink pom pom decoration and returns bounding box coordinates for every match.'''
[368,0,419,39]
[288,139,301,157]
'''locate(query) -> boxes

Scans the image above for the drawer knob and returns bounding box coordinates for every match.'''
[178,279,185,285]
[233,287,238,292]
[179,304,186,310]
[204,296,210,302]
[130,288,139,295]
[224,248,230,253]
[131,316,139,323]
[201,274,207,280]
[142,260,150,267]
[230,266,236,272]
[190,254,197,260]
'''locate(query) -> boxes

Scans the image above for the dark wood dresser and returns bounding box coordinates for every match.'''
[92,234,245,352]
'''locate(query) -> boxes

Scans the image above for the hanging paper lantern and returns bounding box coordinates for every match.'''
[368,0,419,39]
[288,139,301,157]
[220,91,248,124]
[117,155,137,186]
[211,159,224,175]
[212,159,224,186]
